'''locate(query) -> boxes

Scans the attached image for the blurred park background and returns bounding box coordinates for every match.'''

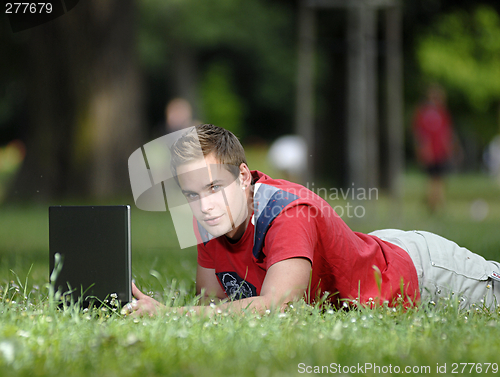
[1,0,500,289]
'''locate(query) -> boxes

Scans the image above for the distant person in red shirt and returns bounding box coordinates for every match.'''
[413,84,456,212]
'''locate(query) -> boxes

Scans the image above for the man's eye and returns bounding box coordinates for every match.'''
[210,185,221,193]
[185,193,198,200]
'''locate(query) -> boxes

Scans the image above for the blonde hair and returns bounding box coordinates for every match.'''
[170,124,248,178]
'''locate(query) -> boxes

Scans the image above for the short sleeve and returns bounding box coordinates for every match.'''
[263,205,317,269]
[197,241,215,269]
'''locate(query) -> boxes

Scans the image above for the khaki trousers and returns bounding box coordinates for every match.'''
[370,229,500,309]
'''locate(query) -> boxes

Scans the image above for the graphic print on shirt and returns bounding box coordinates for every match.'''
[216,271,257,300]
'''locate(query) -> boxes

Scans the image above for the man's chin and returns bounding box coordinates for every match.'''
[201,223,233,239]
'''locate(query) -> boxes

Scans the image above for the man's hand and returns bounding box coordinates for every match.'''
[126,282,165,317]
[126,257,311,317]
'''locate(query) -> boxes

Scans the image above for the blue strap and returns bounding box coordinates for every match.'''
[252,185,299,259]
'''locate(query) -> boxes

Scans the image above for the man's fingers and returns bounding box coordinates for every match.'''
[132,281,147,299]
[129,282,164,317]
[121,302,135,315]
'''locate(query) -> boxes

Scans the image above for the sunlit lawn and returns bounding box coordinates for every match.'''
[1,152,500,376]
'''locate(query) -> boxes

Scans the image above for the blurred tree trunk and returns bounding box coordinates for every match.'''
[10,0,144,200]
[295,1,316,184]
[172,46,201,120]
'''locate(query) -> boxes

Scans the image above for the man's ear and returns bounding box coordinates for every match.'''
[239,163,252,188]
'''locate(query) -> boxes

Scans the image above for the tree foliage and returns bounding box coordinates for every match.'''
[416,6,500,113]
[200,61,244,136]
[138,0,295,138]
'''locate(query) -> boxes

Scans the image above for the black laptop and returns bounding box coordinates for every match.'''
[49,205,132,307]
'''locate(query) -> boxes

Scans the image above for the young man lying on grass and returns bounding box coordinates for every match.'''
[128,124,500,317]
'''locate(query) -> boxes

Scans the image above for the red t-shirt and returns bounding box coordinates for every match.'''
[197,171,420,307]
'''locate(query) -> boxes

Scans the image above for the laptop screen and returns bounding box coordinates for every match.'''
[49,205,132,307]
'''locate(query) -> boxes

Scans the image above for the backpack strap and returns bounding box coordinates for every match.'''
[252,183,299,259]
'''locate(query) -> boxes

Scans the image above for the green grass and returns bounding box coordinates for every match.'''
[1,167,500,376]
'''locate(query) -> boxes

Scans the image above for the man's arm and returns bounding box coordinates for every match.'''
[130,257,312,316]
[196,265,227,304]
[214,257,312,314]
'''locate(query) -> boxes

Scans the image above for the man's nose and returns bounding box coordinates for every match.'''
[199,193,215,213]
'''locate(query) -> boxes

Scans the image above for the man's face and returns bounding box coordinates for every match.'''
[176,154,248,239]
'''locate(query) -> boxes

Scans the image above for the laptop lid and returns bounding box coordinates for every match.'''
[49,205,132,307]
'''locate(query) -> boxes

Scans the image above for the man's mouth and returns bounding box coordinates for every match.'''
[204,215,223,226]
